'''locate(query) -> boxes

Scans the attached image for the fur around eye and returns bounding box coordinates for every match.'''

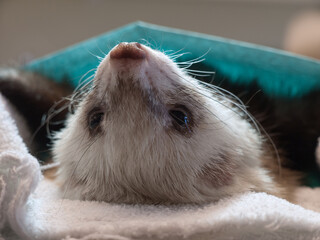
[88,110,104,130]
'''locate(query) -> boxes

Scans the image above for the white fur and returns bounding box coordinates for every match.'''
[53,43,277,204]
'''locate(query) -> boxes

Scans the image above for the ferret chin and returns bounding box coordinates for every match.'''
[53,42,300,204]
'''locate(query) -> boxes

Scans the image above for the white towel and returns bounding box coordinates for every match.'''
[0,94,40,239]
[1,92,320,240]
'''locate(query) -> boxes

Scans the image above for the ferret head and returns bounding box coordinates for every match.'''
[53,42,276,204]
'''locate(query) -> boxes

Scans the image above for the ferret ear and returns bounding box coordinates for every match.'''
[0,68,72,154]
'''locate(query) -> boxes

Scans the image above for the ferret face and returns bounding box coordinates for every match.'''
[53,43,277,204]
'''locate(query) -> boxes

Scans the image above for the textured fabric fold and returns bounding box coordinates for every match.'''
[0,95,40,240]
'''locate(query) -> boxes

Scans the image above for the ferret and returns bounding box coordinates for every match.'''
[52,42,300,204]
[1,42,319,204]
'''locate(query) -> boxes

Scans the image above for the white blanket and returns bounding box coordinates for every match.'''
[1,93,320,240]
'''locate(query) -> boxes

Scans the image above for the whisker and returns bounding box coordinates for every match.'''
[30,67,96,150]
[177,58,207,67]
[184,69,216,75]
[164,47,186,57]
[95,42,108,58]
[169,52,191,61]
[245,90,262,106]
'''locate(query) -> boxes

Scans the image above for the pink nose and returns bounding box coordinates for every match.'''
[110,42,146,60]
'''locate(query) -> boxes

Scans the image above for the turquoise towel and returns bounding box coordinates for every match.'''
[24,21,320,99]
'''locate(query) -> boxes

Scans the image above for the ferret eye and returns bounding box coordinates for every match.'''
[170,109,188,126]
[88,111,104,130]
[169,106,191,133]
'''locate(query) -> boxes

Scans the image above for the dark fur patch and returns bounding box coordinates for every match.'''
[198,155,235,188]
[0,69,72,156]
[192,62,320,177]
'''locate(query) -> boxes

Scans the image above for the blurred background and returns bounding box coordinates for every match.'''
[1,0,320,65]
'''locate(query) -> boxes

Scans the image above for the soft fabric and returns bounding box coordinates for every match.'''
[0,94,40,239]
[1,92,320,240]
[24,181,320,240]
[24,22,320,98]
